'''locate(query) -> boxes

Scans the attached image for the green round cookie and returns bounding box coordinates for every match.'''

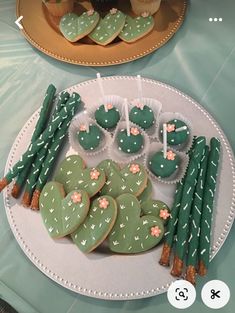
[129,105,154,130]
[117,129,144,153]
[161,119,190,145]
[77,125,102,151]
[149,150,180,178]
[95,104,120,129]
[141,200,170,225]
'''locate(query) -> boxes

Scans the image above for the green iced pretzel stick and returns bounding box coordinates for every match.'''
[171,136,206,276]
[22,91,70,204]
[0,92,81,192]
[186,145,209,284]
[198,137,221,276]
[11,84,56,198]
[31,100,80,209]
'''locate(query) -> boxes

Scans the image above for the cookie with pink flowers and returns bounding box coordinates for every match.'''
[141,199,170,225]
[39,182,90,238]
[108,194,164,254]
[71,195,117,253]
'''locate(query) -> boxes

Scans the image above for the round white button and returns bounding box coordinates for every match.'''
[201,280,230,309]
[167,280,196,309]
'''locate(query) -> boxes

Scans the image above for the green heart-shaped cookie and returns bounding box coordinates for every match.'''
[54,155,106,197]
[71,195,117,253]
[39,182,90,238]
[109,194,164,254]
[141,199,170,225]
[119,15,154,43]
[59,11,100,42]
[89,9,126,46]
[98,159,147,198]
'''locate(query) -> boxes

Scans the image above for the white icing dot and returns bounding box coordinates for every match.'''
[127,149,130,152]
[160,164,164,168]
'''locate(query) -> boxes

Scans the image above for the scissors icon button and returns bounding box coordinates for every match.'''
[211,289,220,299]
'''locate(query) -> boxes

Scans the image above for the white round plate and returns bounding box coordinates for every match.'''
[3,76,235,300]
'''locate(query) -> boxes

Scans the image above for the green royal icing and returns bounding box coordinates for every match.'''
[59,11,100,42]
[108,194,164,254]
[149,150,180,178]
[89,9,126,46]
[161,119,190,146]
[98,159,148,198]
[95,105,120,129]
[54,155,106,197]
[40,182,90,238]
[117,129,144,153]
[141,199,170,225]
[119,15,154,43]
[129,105,154,130]
[77,125,102,151]
[138,179,152,204]
[71,195,117,253]
[199,138,221,270]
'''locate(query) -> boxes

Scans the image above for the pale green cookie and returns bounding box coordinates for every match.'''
[40,182,90,238]
[108,194,164,254]
[119,14,154,43]
[98,160,147,198]
[71,196,117,253]
[89,9,126,46]
[141,199,170,225]
[54,155,106,197]
[138,179,152,204]
[59,10,100,42]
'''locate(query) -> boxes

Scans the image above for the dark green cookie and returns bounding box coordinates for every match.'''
[117,129,144,153]
[161,119,190,145]
[77,125,102,151]
[129,105,154,130]
[149,150,180,178]
[141,199,170,225]
[95,104,120,129]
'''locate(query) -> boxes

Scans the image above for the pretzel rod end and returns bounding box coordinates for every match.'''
[186,265,196,285]
[198,260,207,276]
[0,178,8,192]
[159,243,171,266]
[171,255,184,277]
[31,190,41,210]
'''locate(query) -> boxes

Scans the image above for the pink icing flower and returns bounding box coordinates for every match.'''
[166,124,175,133]
[106,103,113,110]
[159,209,170,220]
[71,192,82,204]
[87,9,94,16]
[151,226,162,237]
[110,8,118,15]
[130,127,140,136]
[90,169,100,180]
[99,198,109,209]
[130,164,140,174]
[166,150,176,161]
[79,124,87,132]
[141,12,150,18]
[136,103,144,109]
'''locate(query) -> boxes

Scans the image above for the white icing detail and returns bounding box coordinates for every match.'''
[91,224,95,230]
[48,227,54,233]
[182,223,187,229]
[134,236,139,241]
[201,248,206,255]
[120,223,125,228]
[49,208,54,213]
[81,240,87,246]
[105,218,111,223]
[143,220,148,225]
[113,241,119,246]
[205,235,210,243]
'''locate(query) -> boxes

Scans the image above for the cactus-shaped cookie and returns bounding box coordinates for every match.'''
[141,199,170,225]
[39,182,90,238]
[54,155,106,197]
[98,160,147,198]
[89,8,126,46]
[59,10,100,42]
[109,194,164,254]
[119,14,154,43]
[138,179,152,204]
[71,196,117,253]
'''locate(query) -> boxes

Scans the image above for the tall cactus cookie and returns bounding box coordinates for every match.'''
[71,196,117,253]
[141,199,170,225]
[98,160,148,198]
[109,194,164,254]
[119,13,154,43]
[54,155,106,197]
[59,10,100,42]
[39,182,90,238]
[89,9,126,46]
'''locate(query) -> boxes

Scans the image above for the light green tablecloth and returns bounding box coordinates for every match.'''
[0,0,235,312]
